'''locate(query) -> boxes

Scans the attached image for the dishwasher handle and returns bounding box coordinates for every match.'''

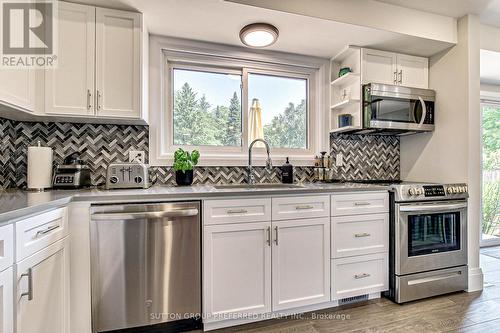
[91,208,199,220]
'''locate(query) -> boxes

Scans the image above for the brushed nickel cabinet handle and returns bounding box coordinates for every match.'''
[87,89,92,110]
[274,226,279,245]
[393,71,398,84]
[398,70,402,84]
[266,226,271,246]
[20,268,33,300]
[354,273,371,279]
[354,202,371,206]
[295,205,314,210]
[35,225,59,237]
[97,90,102,110]
[226,209,248,214]
[354,232,371,238]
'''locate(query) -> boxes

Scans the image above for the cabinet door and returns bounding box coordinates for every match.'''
[397,54,428,89]
[361,49,397,85]
[45,2,95,116]
[16,238,70,333]
[0,69,35,112]
[95,8,141,118]
[272,217,330,311]
[0,267,13,333]
[203,222,271,322]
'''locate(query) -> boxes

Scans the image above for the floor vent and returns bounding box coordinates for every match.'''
[339,294,369,305]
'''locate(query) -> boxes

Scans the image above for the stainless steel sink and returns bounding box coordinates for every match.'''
[213,183,305,190]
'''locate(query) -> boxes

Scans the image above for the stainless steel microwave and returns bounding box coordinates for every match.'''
[362,83,435,133]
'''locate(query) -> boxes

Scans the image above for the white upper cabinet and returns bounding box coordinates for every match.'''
[361,49,397,86]
[95,8,141,119]
[45,2,95,116]
[0,69,36,112]
[272,217,330,311]
[396,54,429,89]
[362,48,428,89]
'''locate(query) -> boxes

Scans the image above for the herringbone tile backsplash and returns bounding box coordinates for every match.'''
[0,117,399,189]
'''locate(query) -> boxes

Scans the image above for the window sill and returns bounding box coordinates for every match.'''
[150,152,316,167]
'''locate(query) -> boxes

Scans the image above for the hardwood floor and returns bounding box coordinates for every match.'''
[208,248,500,333]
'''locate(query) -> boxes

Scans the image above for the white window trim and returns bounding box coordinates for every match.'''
[149,35,330,166]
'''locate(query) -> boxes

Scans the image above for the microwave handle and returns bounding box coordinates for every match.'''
[418,97,427,126]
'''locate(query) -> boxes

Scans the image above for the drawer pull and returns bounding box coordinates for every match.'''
[35,225,59,238]
[266,226,271,246]
[354,202,371,206]
[354,232,371,238]
[295,205,314,210]
[354,273,371,279]
[274,226,279,245]
[226,209,248,214]
[20,268,33,300]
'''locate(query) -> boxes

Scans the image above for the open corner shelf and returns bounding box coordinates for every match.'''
[330,72,360,87]
[330,98,360,111]
[330,125,362,134]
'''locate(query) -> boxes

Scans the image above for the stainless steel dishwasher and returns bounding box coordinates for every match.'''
[90,202,201,333]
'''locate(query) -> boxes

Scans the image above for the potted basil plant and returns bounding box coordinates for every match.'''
[173,148,200,186]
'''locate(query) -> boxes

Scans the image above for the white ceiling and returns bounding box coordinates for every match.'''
[481,49,500,85]
[375,0,500,27]
[72,0,454,58]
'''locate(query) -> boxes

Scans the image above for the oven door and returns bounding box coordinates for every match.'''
[395,200,467,276]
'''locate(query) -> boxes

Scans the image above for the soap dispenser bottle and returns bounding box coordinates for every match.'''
[281,157,294,184]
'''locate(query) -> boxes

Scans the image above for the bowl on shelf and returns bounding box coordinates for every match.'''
[338,67,352,77]
[338,114,352,127]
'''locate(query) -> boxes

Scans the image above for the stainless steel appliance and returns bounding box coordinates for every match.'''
[386,183,468,303]
[52,153,91,189]
[362,83,435,134]
[105,162,150,189]
[90,202,201,332]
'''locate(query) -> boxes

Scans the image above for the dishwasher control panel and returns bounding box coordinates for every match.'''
[106,163,150,189]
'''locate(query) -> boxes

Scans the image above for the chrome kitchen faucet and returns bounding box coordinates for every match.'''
[247,139,273,185]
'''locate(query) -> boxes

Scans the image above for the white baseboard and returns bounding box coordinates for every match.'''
[467,266,484,292]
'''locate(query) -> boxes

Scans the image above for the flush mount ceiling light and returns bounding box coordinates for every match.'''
[239,23,279,48]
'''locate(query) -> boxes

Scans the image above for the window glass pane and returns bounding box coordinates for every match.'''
[481,104,500,240]
[173,68,242,146]
[248,73,307,149]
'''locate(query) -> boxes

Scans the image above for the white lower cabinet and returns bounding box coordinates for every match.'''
[272,217,330,310]
[16,237,70,333]
[0,267,14,333]
[331,253,388,300]
[203,222,272,322]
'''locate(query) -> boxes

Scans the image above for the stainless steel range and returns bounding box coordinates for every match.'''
[386,183,468,303]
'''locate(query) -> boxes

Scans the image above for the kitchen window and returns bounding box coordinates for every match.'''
[151,44,327,166]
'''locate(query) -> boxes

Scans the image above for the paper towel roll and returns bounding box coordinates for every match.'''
[27,144,53,190]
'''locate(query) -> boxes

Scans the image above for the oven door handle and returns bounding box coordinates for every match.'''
[399,202,467,212]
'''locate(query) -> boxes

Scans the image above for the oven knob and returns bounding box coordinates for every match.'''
[408,188,416,196]
[416,188,423,195]
[109,176,119,184]
[453,186,459,193]
[447,187,453,194]
[464,186,468,193]
[134,176,143,184]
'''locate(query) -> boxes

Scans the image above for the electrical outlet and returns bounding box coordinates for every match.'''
[336,153,343,167]
[129,150,145,163]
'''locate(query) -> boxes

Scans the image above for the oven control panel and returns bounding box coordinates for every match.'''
[393,183,468,202]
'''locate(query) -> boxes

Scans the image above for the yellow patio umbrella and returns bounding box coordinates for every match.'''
[249,98,265,147]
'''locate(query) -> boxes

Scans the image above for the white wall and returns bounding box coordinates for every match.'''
[228,0,457,44]
[481,24,500,52]
[400,15,483,291]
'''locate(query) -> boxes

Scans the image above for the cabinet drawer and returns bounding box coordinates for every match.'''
[0,224,14,272]
[204,198,271,225]
[272,195,330,221]
[331,253,388,300]
[331,192,388,216]
[331,213,388,258]
[16,207,68,261]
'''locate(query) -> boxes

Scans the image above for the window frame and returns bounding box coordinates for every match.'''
[149,36,329,166]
